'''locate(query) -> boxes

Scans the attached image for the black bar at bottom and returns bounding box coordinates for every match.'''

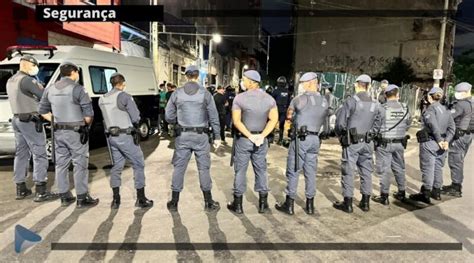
[51,242,463,251]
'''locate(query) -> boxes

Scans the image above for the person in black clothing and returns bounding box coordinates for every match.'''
[214,85,228,143]
[225,85,235,131]
[162,83,175,134]
[272,76,291,144]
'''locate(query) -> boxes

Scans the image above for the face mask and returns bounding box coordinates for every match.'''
[29,66,39,76]
[454,92,464,100]
[240,81,246,91]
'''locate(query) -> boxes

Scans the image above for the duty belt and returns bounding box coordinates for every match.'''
[107,127,135,136]
[381,138,405,144]
[54,124,83,131]
[306,131,319,136]
[236,131,262,138]
[179,127,209,134]
[352,134,367,144]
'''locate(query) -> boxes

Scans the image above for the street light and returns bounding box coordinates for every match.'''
[208,33,222,86]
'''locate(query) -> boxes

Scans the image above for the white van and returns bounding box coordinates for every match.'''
[0,45,160,156]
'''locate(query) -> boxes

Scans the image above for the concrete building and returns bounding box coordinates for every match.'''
[293,0,461,80]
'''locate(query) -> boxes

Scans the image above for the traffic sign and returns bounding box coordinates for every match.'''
[433,69,443,80]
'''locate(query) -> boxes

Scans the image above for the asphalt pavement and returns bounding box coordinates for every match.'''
[0,130,473,262]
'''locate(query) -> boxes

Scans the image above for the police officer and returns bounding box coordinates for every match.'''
[442,82,473,197]
[6,55,57,202]
[227,70,278,214]
[333,74,383,213]
[272,76,291,144]
[410,87,455,203]
[372,85,411,205]
[377,80,389,104]
[165,65,221,212]
[99,73,153,209]
[275,72,329,215]
[39,62,99,208]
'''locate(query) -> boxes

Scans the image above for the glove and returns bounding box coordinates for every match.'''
[213,140,222,150]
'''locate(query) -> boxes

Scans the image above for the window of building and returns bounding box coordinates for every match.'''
[89,66,117,94]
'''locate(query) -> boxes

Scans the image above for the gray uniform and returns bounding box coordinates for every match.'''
[165,81,220,192]
[447,98,473,184]
[39,78,94,195]
[335,91,383,197]
[232,89,277,196]
[6,71,48,185]
[286,91,328,199]
[419,102,455,190]
[376,100,411,194]
[99,88,145,189]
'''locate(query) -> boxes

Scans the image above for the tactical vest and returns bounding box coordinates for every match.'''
[175,85,207,127]
[347,94,378,134]
[48,82,84,123]
[99,89,133,129]
[382,102,408,139]
[294,92,328,132]
[6,72,39,114]
[241,90,272,132]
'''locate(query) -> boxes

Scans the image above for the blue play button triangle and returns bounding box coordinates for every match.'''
[15,225,42,253]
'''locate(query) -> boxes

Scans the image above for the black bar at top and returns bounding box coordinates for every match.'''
[182,9,457,18]
[51,242,463,251]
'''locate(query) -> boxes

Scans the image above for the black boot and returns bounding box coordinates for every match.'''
[431,188,442,201]
[76,193,99,208]
[393,190,407,202]
[409,186,431,204]
[275,195,294,215]
[111,187,120,209]
[167,191,179,211]
[359,194,370,212]
[372,192,389,205]
[203,191,220,212]
[135,187,154,208]
[227,195,243,214]
[258,193,269,213]
[441,183,462,197]
[16,182,32,200]
[60,191,76,207]
[306,198,314,214]
[33,182,59,202]
[333,197,353,213]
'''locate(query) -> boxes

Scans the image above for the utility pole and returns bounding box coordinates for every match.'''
[151,0,159,86]
[434,0,449,88]
[266,35,270,76]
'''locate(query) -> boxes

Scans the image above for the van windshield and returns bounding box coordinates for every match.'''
[0,63,59,96]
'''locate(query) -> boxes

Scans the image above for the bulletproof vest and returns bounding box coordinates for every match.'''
[452,99,473,131]
[99,89,133,129]
[347,93,378,134]
[175,82,207,127]
[426,102,451,135]
[6,72,39,114]
[382,101,407,139]
[241,89,273,132]
[469,98,474,131]
[294,92,328,132]
[48,80,84,124]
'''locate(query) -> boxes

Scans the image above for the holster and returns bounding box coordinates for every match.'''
[174,124,182,137]
[79,126,90,145]
[453,129,467,140]
[17,113,33,122]
[416,129,431,143]
[339,130,350,147]
[373,133,382,150]
[30,115,44,133]
[402,135,410,149]
[298,126,308,141]
[288,126,296,140]
[208,127,214,144]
